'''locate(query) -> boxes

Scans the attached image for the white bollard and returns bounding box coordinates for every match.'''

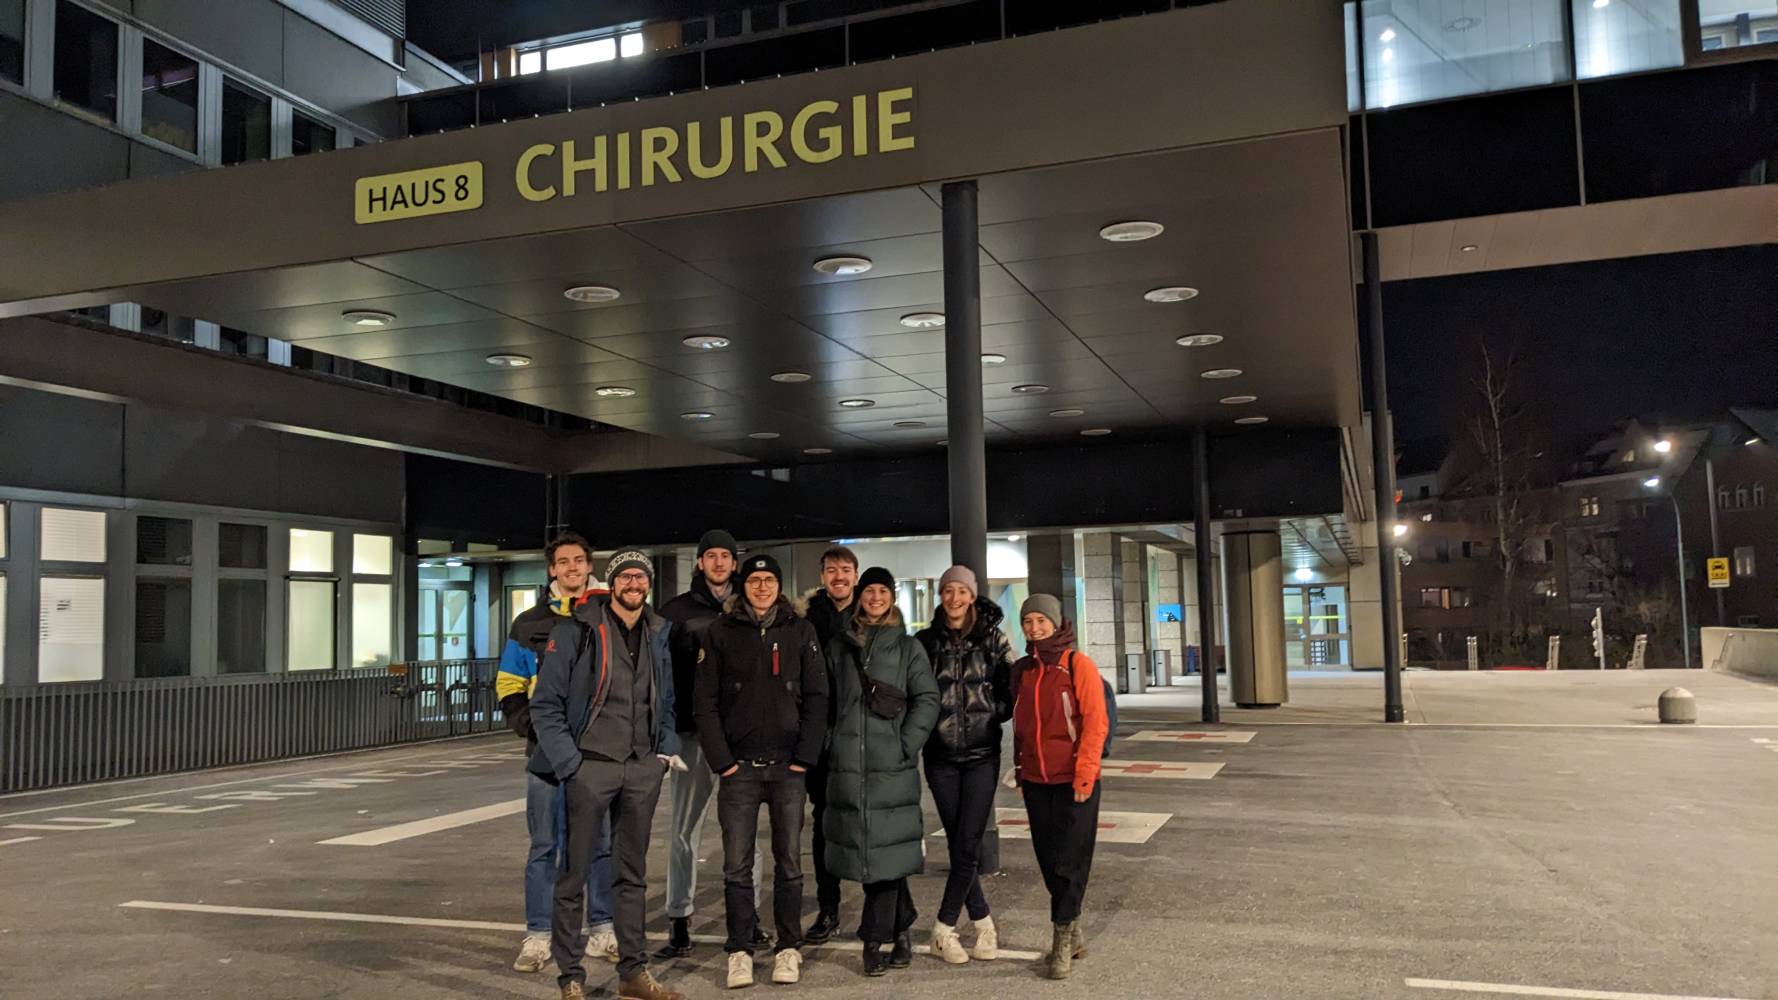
[1657,687,1697,724]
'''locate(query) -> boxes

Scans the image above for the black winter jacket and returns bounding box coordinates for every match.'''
[801,588,854,651]
[661,573,731,733]
[914,597,1015,764]
[694,596,829,773]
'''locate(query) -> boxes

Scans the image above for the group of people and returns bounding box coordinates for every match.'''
[495,530,1110,1000]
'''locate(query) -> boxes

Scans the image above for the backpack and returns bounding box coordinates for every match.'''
[1057,651,1116,760]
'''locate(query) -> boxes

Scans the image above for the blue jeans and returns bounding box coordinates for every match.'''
[526,769,611,933]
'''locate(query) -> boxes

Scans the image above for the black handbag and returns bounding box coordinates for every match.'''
[855,651,907,720]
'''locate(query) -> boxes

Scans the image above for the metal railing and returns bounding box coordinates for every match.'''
[0,660,503,794]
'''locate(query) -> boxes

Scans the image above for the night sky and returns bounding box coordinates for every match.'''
[1379,245,1778,467]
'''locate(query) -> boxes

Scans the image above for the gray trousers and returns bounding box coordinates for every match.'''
[666,737,763,919]
[555,755,665,985]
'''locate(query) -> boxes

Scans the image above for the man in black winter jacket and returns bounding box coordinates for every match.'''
[793,544,858,943]
[656,529,762,956]
[696,553,828,988]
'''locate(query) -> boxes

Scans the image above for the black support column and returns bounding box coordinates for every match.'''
[1363,231,1405,724]
[943,180,987,583]
[1192,427,1220,724]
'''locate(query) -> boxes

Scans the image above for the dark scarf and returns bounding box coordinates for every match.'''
[1029,621,1078,660]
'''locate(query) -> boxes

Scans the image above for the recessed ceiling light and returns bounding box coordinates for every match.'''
[1175,333,1224,348]
[981,353,1007,365]
[770,371,812,383]
[594,385,636,398]
[893,420,927,429]
[1235,416,1270,425]
[563,284,621,303]
[803,447,833,455]
[900,312,945,329]
[1049,408,1086,418]
[1460,244,1479,253]
[1081,428,1113,437]
[1201,368,1244,379]
[680,410,714,421]
[748,431,781,440]
[1219,395,1258,405]
[342,309,395,327]
[444,558,465,567]
[813,255,873,276]
[1380,27,1397,42]
[682,333,731,350]
[1098,220,1165,243]
[1144,286,1199,303]
[838,398,875,409]
[485,353,532,368]
[1011,383,1050,395]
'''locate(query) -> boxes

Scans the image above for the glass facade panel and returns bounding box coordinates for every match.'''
[220,523,267,569]
[54,0,118,120]
[351,582,392,668]
[137,516,193,566]
[140,38,199,152]
[291,110,336,156]
[0,0,24,84]
[289,528,333,573]
[41,507,106,562]
[134,578,191,677]
[39,575,104,682]
[221,79,272,165]
[1699,1,1778,51]
[1574,0,1682,78]
[352,533,392,575]
[1360,0,1569,109]
[288,579,335,670]
[217,578,266,674]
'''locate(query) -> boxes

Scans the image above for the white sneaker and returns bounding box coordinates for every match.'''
[585,926,619,964]
[771,949,802,984]
[728,950,756,989]
[930,922,969,965]
[970,916,999,961]
[513,933,551,973]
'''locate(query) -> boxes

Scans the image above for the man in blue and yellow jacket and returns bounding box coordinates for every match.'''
[501,532,618,975]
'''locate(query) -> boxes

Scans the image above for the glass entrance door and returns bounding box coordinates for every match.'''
[1284,584,1350,669]
[418,586,471,661]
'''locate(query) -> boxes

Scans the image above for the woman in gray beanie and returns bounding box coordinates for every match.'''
[913,564,1014,965]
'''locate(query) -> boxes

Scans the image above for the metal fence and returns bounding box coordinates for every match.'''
[0,660,504,794]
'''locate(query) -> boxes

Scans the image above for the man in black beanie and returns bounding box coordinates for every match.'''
[658,529,764,955]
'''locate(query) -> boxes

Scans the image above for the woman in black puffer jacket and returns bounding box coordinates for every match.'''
[913,565,1014,966]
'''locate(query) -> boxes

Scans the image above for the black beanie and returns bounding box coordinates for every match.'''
[698,528,739,560]
[858,566,896,594]
[740,553,782,586]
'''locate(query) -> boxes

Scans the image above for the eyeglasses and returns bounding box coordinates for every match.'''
[612,571,650,585]
[746,578,776,587]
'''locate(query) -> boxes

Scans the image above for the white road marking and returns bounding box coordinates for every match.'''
[0,836,42,847]
[317,799,526,846]
[1128,730,1256,744]
[0,740,514,818]
[118,901,1044,960]
[1098,760,1224,780]
[1405,977,1756,999]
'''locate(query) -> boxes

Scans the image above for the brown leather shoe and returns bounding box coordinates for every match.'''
[618,970,684,1000]
[560,982,586,1000]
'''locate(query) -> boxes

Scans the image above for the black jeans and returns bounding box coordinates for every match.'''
[716,760,807,953]
[1021,779,1100,924]
[808,753,841,913]
[858,878,916,945]
[555,756,665,986]
[924,755,998,925]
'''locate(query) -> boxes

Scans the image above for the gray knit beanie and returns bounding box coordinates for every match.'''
[938,564,978,600]
[1020,593,1063,629]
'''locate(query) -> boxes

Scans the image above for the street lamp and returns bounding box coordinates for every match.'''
[1653,439,1673,454]
[1642,476,1693,668]
[1392,522,1408,537]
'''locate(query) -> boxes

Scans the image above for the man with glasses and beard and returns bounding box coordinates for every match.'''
[530,550,684,1000]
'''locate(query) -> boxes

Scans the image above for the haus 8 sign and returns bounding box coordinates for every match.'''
[353,86,916,225]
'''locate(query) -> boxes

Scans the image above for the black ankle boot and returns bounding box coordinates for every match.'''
[888,931,912,968]
[805,910,839,945]
[862,943,889,977]
[664,916,692,957]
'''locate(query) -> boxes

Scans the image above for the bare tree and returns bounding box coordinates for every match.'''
[1466,342,1538,660]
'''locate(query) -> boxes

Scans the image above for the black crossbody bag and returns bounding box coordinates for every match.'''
[854,648,908,720]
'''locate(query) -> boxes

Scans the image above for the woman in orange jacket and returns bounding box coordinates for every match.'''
[1010,593,1108,981]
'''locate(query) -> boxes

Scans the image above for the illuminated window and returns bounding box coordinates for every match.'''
[1360,0,1569,109]
[1574,0,1682,79]
[288,579,335,671]
[40,576,104,682]
[518,50,541,74]
[620,31,643,57]
[1734,546,1756,577]
[1697,1,1778,52]
[352,533,392,575]
[546,37,616,70]
[289,528,333,573]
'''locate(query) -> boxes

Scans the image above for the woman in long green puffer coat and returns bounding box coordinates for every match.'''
[822,566,940,977]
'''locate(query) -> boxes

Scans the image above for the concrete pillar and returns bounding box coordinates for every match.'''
[1080,531,1119,686]
[1025,531,1079,622]
[942,180,988,585]
[1153,548,1186,684]
[1348,520,1388,671]
[1223,528,1288,708]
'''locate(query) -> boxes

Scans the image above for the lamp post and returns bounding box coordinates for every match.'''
[1643,476,1692,669]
